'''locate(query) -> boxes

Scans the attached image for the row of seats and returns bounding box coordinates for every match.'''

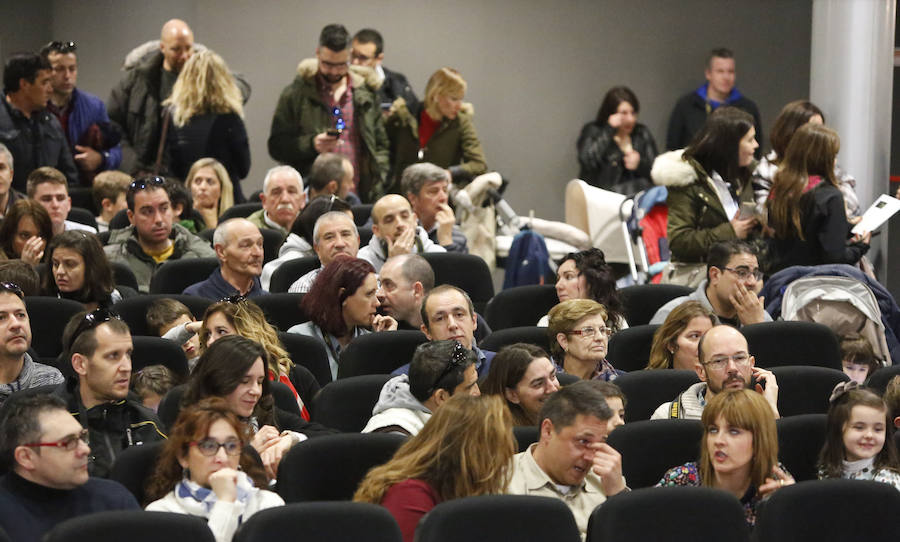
[36,479,900,542]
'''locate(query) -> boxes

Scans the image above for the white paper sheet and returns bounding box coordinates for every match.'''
[852,194,900,234]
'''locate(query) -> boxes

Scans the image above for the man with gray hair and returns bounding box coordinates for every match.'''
[402,162,468,253]
[247,165,306,236]
[377,254,434,330]
[305,152,361,205]
[0,144,25,218]
[183,218,265,298]
[288,210,360,293]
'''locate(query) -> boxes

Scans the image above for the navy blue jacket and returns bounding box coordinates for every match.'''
[182,267,265,300]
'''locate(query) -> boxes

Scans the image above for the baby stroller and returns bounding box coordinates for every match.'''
[618,186,669,284]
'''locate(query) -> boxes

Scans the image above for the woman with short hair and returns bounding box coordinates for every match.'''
[548,299,621,381]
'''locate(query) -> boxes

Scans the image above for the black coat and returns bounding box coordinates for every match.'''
[577,122,658,192]
[666,90,763,158]
[377,67,419,113]
[167,112,251,200]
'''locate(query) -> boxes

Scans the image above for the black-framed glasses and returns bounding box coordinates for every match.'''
[719,266,763,281]
[190,438,243,457]
[66,308,121,352]
[332,107,346,133]
[566,326,611,339]
[24,428,89,451]
[0,282,24,300]
[129,176,166,193]
[45,41,77,54]
[427,341,469,394]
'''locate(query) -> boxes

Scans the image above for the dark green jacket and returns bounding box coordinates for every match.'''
[267,59,389,203]
[651,149,755,263]
[385,98,487,193]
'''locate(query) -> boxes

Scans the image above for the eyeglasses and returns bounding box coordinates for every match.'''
[567,326,611,339]
[46,41,77,54]
[66,308,121,352]
[129,176,166,193]
[332,107,346,133]
[0,282,24,300]
[427,341,469,394]
[24,428,89,451]
[190,438,243,457]
[720,266,763,282]
[702,353,751,371]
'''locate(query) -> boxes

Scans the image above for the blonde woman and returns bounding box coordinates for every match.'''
[354,394,515,542]
[384,67,487,193]
[165,49,250,201]
[184,157,234,229]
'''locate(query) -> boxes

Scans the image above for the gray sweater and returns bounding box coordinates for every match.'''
[0,354,64,405]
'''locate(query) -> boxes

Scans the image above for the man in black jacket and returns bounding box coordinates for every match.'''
[53,309,165,477]
[351,28,419,113]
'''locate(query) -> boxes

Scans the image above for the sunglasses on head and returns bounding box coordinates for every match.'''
[427,341,469,395]
[46,41,77,54]
[0,282,23,300]
[67,308,122,352]
[129,176,166,193]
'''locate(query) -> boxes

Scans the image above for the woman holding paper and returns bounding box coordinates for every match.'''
[766,123,869,272]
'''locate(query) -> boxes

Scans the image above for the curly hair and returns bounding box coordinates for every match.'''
[354,394,515,503]
[558,249,624,330]
[164,49,243,127]
[300,256,375,336]
[199,299,294,376]
[547,299,608,360]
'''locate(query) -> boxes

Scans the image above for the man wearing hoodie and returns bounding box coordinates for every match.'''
[358,194,444,273]
[666,48,762,157]
[362,340,480,436]
[268,23,389,203]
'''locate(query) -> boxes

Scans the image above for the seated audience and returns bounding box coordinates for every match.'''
[538,248,627,330]
[289,256,397,380]
[362,340,480,436]
[0,282,64,405]
[0,143,25,219]
[506,381,627,538]
[481,343,560,426]
[145,398,284,541]
[402,163,468,253]
[165,177,204,232]
[305,153,359,204]
[287,209,360,293]
[131,364,177,412]
[577,85,658,194]
[649,241,771,328]
[354,394,514,542]
[183,218,265,298]
[164,50,250,201]
[593,380,627,429]
[377,254,432,330]
[391,285,494,378]
[55,309,165,477]
[646,301,718,370]
[840,334,880,385]
[42,230,123,309]
[548,299,621,381]
[752,100,859,218]
[146,297,202,368]
[358,194,444,273]
[651,325,779,420]
[652,107,759,287]
[248,165,306,236]
[885,376,900,431]
[0,260,41,296]
[0,199,53,265]
[199,297,319,419]
[183,335,334,479]
[92,170,131,232]
[104,176,216,292]
[184,157,235,230]
[766,123,868,272]
[27,166,96,234]
[817,382,900,491]
[261,195,352,290]
[384,67,487,192]
[0,394,138,542]
[657,389,794,527]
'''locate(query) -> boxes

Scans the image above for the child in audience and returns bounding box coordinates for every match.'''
[817,382,900,491]
[885,376,900,430]
[147,298,202,370]
[164,178,204,233]
[840,334,879,385]
[132,364,178,412]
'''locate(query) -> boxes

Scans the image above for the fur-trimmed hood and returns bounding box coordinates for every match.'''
[389,96,474,121]
[651,149,701,188]
[295,58,382,90]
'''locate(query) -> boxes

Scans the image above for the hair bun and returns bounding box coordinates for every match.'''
[829,380,860,404]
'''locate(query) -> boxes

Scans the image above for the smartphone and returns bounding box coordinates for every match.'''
[326,128,341,137]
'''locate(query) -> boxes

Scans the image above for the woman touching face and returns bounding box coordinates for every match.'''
[178,418,242,488]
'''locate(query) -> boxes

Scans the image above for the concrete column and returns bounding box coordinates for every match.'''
[810,0,896,280]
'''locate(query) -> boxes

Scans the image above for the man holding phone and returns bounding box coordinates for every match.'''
[268,24,389,204]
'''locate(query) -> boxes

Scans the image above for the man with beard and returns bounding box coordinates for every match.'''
[268,23,389,203]
[183,218,265,298]
[652,325,779,419]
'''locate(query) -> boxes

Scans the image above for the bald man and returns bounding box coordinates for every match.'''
[357,194,445,272]
[183,218,266,298]
[651,325,779,420]
[108,19,195,173]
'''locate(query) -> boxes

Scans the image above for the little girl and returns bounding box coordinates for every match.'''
[840,334,880,385]
[818,382,900,491]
